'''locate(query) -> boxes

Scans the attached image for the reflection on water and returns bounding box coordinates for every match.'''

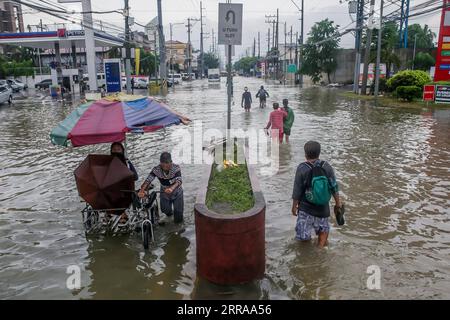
[0,81,449,299]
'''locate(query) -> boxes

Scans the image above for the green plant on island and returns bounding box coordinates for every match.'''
[387,70,431,92]
[395,86,422,102]
[206,145,255,214]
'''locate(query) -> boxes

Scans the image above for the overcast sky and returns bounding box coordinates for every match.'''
[22,0,440,59]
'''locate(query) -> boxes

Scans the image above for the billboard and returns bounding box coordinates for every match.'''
[104,59,122,93]
[434,0,450,82]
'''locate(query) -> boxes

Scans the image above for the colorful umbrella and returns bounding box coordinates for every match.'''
[74,154,135,210]
[50,96,190,147]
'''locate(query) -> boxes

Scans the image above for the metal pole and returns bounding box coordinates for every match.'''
[412,34,417,69]
[157,0,167,88]
[403,0,410,48]
[374,0,384,99]
[187,18,191,80]
[258,31,260,58]
[82,0,97,91]
[299,0,304,86]
[200,2,204,79]
[353,0,363,93]
[124,0,131,94]
[227,44,232,130]
[362,0,376,95]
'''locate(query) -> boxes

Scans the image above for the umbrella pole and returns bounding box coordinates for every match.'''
[124,134,128,158]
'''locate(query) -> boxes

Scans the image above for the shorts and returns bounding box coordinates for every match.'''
[295,210,330,241]
[244,103,251,109]
[284,128,291,136]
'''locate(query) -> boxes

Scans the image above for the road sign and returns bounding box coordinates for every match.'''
[287,64,297,73]
[423,85,435,102]
[435,85,450,103]
[218,3,243,45]
[104,59,122,93]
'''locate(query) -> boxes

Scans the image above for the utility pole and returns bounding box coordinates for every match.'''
[124,0,131,94]
[275,8,279,80]
[284,21,287,84]
[200,1,206,79]
[258,31,260,58]
[267,28,270,54]
[253,38,256,57]
[299,0,304,86]
[353,0,364,93]
[265,15,276,79]
[374,0,384,99]
[291,0,304,85]
[186,18,199,80]
[157,0,167,88]
[82,0,97,91]
[361,0,376,95]
[295,31,298,82]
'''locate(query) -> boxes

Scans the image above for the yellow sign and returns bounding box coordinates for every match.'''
[135,48,140,76]
[442,43,450,50]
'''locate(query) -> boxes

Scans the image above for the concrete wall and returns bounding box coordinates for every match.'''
[326,47,437,84]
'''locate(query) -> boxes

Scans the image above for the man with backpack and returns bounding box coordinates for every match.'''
[256,85,269,108]
[291,141,344,247]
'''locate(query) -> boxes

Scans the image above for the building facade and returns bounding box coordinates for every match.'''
[0,0,24,33]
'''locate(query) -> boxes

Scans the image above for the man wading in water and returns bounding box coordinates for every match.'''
[138,152,184,223]
[291,141,344,247]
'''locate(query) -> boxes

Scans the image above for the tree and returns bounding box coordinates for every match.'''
[201,52,219,69]
[411,52,435,71]
[233,56,258,74]
[299,19,340,83]
[365,21,401,78]
[138,50,158,77]
[407,24,436,49]
[197,52,219,76]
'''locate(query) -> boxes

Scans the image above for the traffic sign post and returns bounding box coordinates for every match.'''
[218,2,243,132]
[423,85,436,104]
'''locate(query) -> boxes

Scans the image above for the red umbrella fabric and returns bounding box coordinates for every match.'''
[74,154,135,210]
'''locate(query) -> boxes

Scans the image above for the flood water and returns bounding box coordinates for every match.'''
[0,78,449,299]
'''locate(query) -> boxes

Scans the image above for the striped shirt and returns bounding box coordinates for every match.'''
[145,164,182,189]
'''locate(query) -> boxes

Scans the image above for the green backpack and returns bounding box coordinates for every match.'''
[304,161,332,206]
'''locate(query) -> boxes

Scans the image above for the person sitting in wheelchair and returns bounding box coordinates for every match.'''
[110,142,139,224]
[138,152,184,224]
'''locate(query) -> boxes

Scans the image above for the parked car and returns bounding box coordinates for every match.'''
[0,85,13,104]
[169,73,182,84]
[35,79,53,90]
[14,79,28,89]
[181,73,190,81]
[133,78,148,89]
[7,79,25,92]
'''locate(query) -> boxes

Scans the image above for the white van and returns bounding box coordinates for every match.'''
[169,73,182,84]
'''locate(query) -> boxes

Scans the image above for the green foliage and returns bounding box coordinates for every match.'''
[387,70,431,92]
[407,24,436,49]
[370,77,388,93]
[138,49,158,76]
[1,59,34,77]
[365,21,401,78]
[395,85,422,101]
[411,52,435,71]
[233,56,258,73]
[299,19,340,84]
[206,145,254,214]
[201,52,220,70]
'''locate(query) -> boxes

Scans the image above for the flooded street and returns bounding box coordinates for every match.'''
[0,77,449,299]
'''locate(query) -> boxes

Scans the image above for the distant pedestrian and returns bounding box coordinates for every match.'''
[291,141,343,248]
[131,77,135,95]
[256,85,269,108]
[241,87,252,112]
[265,102,287,143]
[282,99,295,143]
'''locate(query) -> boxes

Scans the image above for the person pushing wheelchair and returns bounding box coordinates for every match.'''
[138,152,184,224]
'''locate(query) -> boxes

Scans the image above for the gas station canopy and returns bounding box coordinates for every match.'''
[0,29,123,49]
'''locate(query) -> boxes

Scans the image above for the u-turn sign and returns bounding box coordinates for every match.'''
[218,3,243,46]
